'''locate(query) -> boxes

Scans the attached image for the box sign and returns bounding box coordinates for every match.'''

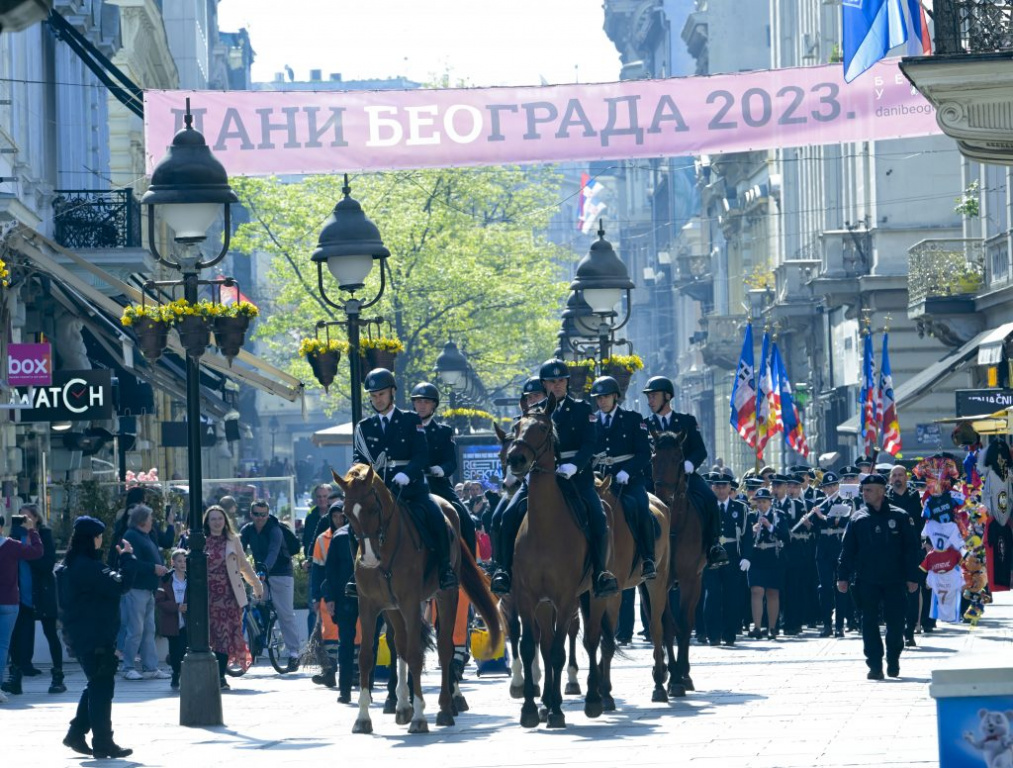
[460,443,503,483]
[915,423,942,445]
[7,343,52,386]
[955,388,1013,417]
[14,369,113,422]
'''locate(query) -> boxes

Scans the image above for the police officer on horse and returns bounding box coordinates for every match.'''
[590,375,656,581]
[641,375,728,568]
[345,368,458,597]
[490,359,620,598]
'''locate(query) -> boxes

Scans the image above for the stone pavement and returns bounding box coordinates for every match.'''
[7,591,1013,767]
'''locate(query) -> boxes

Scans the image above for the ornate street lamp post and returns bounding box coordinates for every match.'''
[435,339,469,410]
[141,101,238,727]
[311,175,390,425]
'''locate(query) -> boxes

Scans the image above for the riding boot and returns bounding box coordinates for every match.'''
[639,513,657,581]
[1,666,22,695]
[49,667,66,694]
[345,531,359,598]
[491,499,523,595]
[591,532,619,598]
[432,516,459,591]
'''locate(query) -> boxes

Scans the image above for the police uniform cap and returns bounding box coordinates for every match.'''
[874,462,894,473]
[786,474,803,485]
[410,381,441,404]
[819,471,841,487]
[770,473,789,484]
[704,472,730,484]
[787,464,812,475]
[589,376,621,398]
[364,368,397,392]
[753,488,773,500]
[729,478,740,490]
[522,377,546,397]
[642,376,675,396]
[73,515,106,538]
[759,465,777,476]
[744,477,765,489]
[539,358,570,380]
[859,473,887,487]
[839,465,861,478]
[855,456,875,467]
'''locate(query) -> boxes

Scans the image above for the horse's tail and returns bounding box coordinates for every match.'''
[458,539,503,655]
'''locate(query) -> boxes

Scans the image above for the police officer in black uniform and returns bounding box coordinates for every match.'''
[410,381,477,556]
[346,368,458,596]
[809,472,854,637]
[491,360,619,598]
[837,473,921,680]
[773,474,807,635]
[702,473,749,645]
[590,375,656,581]
[642,375,727,567]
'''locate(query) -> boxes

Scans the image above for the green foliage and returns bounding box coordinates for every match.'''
[230,168,570,410]
[955,180,980,218]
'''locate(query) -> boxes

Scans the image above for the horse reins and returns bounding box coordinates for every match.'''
[511,417,555,474]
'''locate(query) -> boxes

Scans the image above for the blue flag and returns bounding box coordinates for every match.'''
[842,0,931,84]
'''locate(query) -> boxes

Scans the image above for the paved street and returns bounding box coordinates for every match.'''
[8,591,1013,767]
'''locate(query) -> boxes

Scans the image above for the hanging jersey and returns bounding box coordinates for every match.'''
[926,566,963,623]
[923,520,965,555]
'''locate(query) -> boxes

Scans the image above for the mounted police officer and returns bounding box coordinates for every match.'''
[642,375,728,568]
[590,375,656,581]
[345,368,458,597]
[702,472,749,645]
[491,359,619,598]
[410,381,477,556]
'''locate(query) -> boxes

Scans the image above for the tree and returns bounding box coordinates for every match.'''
[230,167,571,414]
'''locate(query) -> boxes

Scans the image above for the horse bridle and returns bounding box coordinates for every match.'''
[510,415,555,473]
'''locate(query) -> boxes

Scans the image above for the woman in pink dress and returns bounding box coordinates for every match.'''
[203,505,263,688]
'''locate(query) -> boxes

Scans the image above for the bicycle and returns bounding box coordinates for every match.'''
[225,575,293,676]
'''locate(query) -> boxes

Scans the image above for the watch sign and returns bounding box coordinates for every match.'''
[7,343,52,386]
[14,369,113,422]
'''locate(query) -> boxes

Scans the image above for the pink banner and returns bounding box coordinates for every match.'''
[144,60,940,176]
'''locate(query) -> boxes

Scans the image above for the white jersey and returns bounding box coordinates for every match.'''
[923,519,965,555]
[926,566,963,623]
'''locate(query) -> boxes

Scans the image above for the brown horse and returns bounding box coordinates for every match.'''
[505,393,601,728]
[650,431,706,698]
[332,465,501,733]
[592,476,674,705]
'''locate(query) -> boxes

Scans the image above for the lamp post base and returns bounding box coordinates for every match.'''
[179,650,223,726]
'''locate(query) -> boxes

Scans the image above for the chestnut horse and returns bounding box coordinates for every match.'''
[332,465,501,734]
[505,393,605,728]
[650,431,706,697]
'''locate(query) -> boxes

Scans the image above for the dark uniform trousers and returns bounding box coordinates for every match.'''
[423,419,476,556]
[428,477,475,556]
[817,556,852,631]
[857,581,906,669]
[703,542,743,643]
[780,499,808,632]
[70,645,118,744]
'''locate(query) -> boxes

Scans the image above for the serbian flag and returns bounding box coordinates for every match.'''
[774,343,809,458]
[859,331,878,455]
[577,173,606,234]
[879,332,902,456]
[221,283,256,308]
[730,323,757,447]
[842,0,931,83]
[756,331,782,457]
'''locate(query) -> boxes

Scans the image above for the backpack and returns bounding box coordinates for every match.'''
[272,514,300,560]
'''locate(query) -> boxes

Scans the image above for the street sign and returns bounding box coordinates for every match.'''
[7,343,52,386]
[915,423,942,445]
[460,443,502,483]
[14,369,113,422]
[955,388,1013,417]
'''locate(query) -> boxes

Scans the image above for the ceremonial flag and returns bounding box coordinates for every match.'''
[842,0,931,84]
[774,343,809,458]
[220,282,256,308]
[880,332,901,456]
[730,323,757,447]
[859,331,878,456]
[756,331,782,457]
[577,173,606,234]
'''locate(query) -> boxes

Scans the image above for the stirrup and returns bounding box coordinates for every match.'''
[439,566,459,591]
[490,570,511,595]
[344,579,358,599]
[641,559,657,580]
[707,545,729,568]
[593,570,619,598]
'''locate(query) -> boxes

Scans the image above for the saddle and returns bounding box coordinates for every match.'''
[555,476,591,538]
[613,491,662,540]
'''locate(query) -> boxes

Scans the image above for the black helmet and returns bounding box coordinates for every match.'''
[539,358,570,380]
[521,377,546,397]
[364,368,396,392]
[410,381,440,405]
[642,376,675,396]
[589,376,620,397]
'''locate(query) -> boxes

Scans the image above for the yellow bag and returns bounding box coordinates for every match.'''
[376,632,391,667]
[470,626,504,661]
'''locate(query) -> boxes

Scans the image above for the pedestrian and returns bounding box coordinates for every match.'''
[886,464,924,647]
[3,504,65,695]
[301,483,333,637]
[743,488,788,639]
[837,474,921,680]
[58,516,136,759]
[206,504,263,687]
[0,511,42,702]
[323,503,360,704]
[155,549,188,690]
[309,501,345,689]
[120,504,171,680]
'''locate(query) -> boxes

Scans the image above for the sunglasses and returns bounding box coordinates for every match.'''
[251,510,269,517]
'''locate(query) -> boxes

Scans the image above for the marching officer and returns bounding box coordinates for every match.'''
[838,473,921,680]
[590,375,656,581]
[410,381,476,556]
[642,375,728,567]
[788,473,820,631]
[346,368,458,597]
[742,488,789,639]
[702,473,749,645]
[809,472,854,637]
[772,474,806,635]
[491,360,619,598]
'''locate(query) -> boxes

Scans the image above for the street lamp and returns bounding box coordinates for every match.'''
[434,340,469,409]
[268,415,280,458]
[312,175,390,425]
[141,100,238,727]
[570,221,634,365]
[561,291,599,338]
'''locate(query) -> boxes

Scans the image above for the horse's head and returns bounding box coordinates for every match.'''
[505,392,558,476]
[331,465,392,544]
[494,420,522,491]
[651,429,688,505]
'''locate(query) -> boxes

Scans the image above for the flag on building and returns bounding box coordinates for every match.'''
[577,173,606,234]
[879,332,902,456]
[774,343,810,458]
[730,322,757,447]
[756,331,782,457]
[859,330,878,455]
[220,282,256,308]
[842,0,932,84]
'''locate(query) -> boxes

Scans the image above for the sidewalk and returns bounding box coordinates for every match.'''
[9,591,1013,767]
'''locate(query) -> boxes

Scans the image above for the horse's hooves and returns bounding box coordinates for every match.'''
[453,694,470,713]
[407,719,429,734]
[538,705,549,723]
[669,684,686,698]
[383,698,397,715]
[546,712,566,729]
[436,711,455,727]
[395,708,412,726]
[509,684,525,699]
[352,718,373,734]
[603,695,616,712]
[585,699,603,719]
[521,706,540,729]
[683,676,695,692]
[652,688,669,703]
[564,682,581,696]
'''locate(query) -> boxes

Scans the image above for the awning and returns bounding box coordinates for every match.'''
[977,322,1013,366]
[10,227,305,404]
[312,421,354,446]
[838,328,993,436]
[934,408,1012,436]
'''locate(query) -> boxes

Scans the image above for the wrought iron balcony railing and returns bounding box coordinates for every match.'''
[53,188,141,250]
[933,0,1013,55]
[907,238,985,305]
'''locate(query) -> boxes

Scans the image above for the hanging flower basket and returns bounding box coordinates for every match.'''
[177,315,212,357]
[359,337,404,375]
[601,354,644,398]
[213,315,250,364]
[299,338,348,393]
[133,316,171,362]
[444,408,495,434]
[568,359,596,399]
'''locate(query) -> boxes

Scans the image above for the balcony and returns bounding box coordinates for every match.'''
[899,1,1013,164]
[908,238,986,346]
[696,313,746,370]
[52,189,147,287]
